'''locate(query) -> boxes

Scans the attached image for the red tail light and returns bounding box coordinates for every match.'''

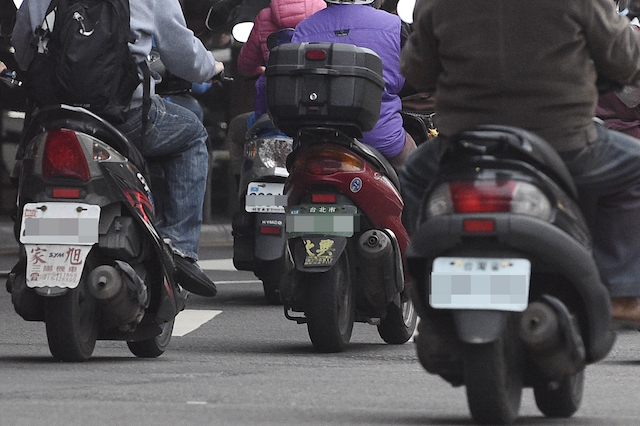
[293,145,364,175]
[312,193,336,203]
[43,130,90,182]
[450,181,516,213]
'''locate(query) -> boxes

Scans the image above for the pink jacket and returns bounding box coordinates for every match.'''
[237,0,325,77]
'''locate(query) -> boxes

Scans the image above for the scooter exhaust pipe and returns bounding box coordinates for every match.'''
[519,295,586,380]
[88,264,145,329]
[357,229,400,308]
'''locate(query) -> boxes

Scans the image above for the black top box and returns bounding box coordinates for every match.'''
[266,42,385,138]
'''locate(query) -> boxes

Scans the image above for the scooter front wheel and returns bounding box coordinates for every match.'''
[127,317,175,358]
[463,315,523,425]
[44,284,99,362]
[303,252,355,353]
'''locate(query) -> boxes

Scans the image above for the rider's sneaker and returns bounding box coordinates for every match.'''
[611,296,640,330]
[173,252,217,297]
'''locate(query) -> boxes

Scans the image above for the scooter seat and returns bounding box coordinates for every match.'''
[452,125,578,199]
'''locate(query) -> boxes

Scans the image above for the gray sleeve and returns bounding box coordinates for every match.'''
[152,0,217,83]
[11,0,50,70]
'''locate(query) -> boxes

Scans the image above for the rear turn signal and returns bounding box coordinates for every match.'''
[43,130,90,182]
[293,144,364,175]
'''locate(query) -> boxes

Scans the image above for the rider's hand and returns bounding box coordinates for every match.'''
[0,61,6,74]
[214,61,224,76]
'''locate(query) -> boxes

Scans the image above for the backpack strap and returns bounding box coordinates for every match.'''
[139,60,151,149]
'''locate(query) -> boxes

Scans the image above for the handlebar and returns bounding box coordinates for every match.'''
[0,69,23,87]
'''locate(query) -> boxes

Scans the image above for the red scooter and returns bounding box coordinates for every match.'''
[266,41,417,352]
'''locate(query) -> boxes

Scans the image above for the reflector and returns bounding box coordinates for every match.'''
[305,50,327,61]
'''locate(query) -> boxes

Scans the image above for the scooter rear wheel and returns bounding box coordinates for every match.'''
[463,315,523,425]
[256,258,286,305]
[44,284,99,362]
[303,252,355,353]
[127,317,175,358]
[377,293,418,344]
[533,369,584,418]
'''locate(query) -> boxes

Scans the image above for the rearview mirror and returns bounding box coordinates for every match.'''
[205,0,242,32]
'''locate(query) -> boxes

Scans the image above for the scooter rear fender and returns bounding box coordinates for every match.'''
[406,213,616,363]
[452,310,510,344]
[254,212,287,261]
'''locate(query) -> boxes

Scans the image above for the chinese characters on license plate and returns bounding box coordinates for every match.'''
[20,202,99,289]
[286,204,358,237]
[430,257,531,312]
[25,244,92,289]
[245,182,287,213]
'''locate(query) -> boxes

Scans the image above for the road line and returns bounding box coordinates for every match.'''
[197,258,236,271]
[172,309,222,336]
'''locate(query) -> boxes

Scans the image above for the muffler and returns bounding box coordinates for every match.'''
[356,229,402,309]
[519,295,586,380]
[88,261,149,330]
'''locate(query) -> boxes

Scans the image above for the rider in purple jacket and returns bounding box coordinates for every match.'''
[291,0,416,169]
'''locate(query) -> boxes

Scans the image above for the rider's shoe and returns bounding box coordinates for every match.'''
[611,296,640,329]
[173,252,217,297]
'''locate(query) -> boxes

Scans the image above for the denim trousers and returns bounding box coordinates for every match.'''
[117,95,209,260]
[400,122,640,298]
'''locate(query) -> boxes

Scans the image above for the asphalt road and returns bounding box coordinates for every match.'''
[2,217,640,425]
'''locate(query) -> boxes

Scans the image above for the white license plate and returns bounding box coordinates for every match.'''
[286,205,358,237]
[430,257,531,312]
[20,203,100,245]
[245,182,287,213]
[24,244,92,289]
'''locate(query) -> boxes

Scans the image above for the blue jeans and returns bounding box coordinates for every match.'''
[117,95,208,260]
[400,122,640,297]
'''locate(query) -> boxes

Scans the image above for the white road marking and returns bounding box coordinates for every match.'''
[172,309,221,336]
[197,258,236,271]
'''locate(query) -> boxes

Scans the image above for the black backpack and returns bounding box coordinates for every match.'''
[23,0,142,124]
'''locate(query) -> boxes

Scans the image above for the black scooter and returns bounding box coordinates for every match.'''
[406,125,616,424]
[4,68,187,361]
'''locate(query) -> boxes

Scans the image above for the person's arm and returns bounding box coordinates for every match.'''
[11,0,50,70]
[237,13,268,77]
[584,0,640,85]
[399,0,441,92]
[153,0,219,83]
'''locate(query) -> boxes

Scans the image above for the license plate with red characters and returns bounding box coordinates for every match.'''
[20,202,99,289]
[24,244,92,289]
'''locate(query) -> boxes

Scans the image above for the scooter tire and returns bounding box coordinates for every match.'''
[44,285,99,362]
[533,370,584,418]
[127,317,174,358]
[377,294,417,344]
[463,315,523,425]
[303,252,355,353]
[256,259,285,305]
